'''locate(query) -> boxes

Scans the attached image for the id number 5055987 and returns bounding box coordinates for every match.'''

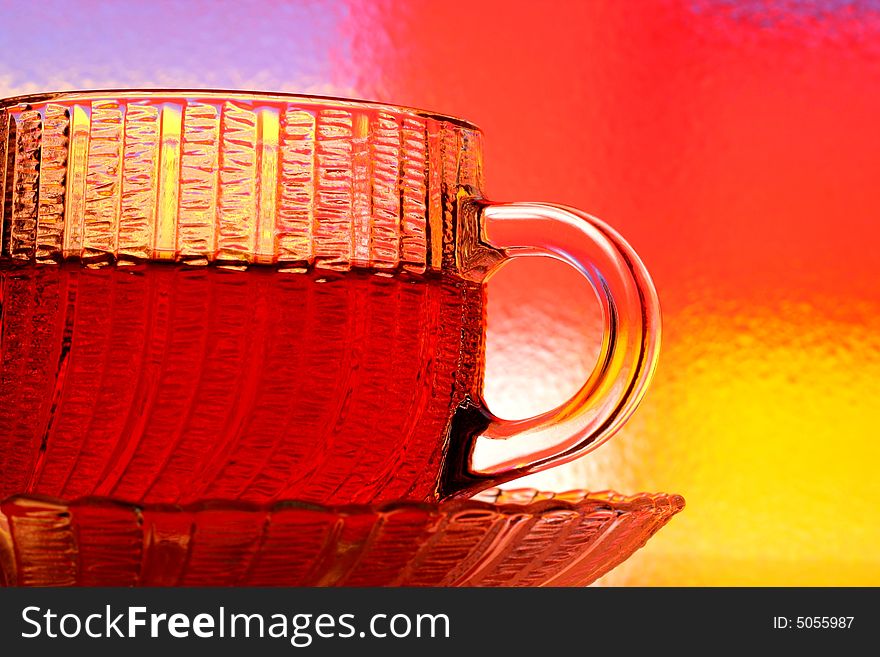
[773,617,854,629]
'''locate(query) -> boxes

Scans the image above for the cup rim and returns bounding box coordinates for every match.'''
[0,88,483,132]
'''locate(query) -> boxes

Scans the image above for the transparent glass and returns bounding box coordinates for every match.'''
[0,90,660,505]
[0,489,684,587]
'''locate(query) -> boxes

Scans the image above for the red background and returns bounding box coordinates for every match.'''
[2,0,878,584]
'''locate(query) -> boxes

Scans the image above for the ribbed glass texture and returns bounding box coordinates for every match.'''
[0,489,683,587]
[3,0,873,585]
[0,91,489,506]
[0,263,482,505]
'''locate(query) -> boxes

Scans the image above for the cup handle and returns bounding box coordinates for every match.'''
[443,201,661,497]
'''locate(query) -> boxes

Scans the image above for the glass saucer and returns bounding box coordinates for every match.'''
[0,489,684,587]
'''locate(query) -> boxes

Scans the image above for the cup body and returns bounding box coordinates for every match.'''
[0,92,492,504]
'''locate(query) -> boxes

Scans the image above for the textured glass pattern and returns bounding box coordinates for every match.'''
[6,0,871,585]
[324,0,880,585]
[0,489,684,587]
[0,90,664,510]
[0,91,483,271]
[0,92,499,506]
[0,263,482,505]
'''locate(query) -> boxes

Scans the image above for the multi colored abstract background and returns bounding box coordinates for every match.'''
[2,0,878,585]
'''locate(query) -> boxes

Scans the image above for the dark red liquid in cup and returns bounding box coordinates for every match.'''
[0,263,485,505]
